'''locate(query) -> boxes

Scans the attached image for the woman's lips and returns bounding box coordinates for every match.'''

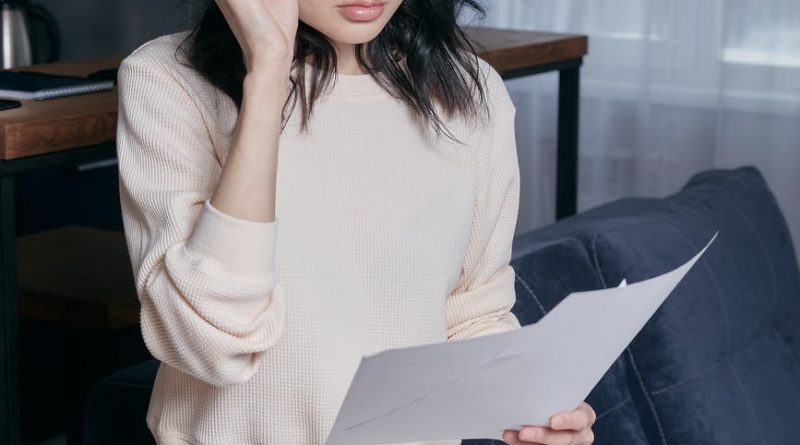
[337,4,385,22]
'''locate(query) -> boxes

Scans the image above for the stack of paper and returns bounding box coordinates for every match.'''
[325,231,719,445]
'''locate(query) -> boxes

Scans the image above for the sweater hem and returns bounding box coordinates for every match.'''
[148,415,246,445]
[149,431,459,445]
[149,430,247,445]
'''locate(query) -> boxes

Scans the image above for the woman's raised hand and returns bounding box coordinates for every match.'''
[208,2,297,225]
[214,0,299,73]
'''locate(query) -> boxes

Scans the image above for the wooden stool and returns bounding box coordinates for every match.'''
[17,225,150,445]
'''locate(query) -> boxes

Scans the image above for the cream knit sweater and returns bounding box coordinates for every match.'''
[116,29,521,445]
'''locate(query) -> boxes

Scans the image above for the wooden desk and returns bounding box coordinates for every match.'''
[0,56,120,445]
[0,57,120,159]
[0,27,586,445]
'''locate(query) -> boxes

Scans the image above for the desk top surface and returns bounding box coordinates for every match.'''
[0,56,121,160]
[463,27,587,71]
[0,27,586,161]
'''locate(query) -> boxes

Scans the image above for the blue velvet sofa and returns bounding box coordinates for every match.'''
[85,166,800,445]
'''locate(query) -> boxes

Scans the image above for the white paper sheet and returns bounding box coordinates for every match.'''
[325,231,719,445]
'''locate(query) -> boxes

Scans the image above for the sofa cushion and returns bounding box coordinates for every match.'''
[504,166,800,445]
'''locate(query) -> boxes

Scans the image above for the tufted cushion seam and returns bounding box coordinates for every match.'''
[589,232,609,289]
[626,348,669,445]
[513,274,547,316]
[594,395,632,421]
[649,355,724,397]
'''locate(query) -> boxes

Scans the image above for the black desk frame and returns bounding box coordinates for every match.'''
[499,57,583,221]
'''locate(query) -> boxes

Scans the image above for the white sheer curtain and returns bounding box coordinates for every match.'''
[465,0,800,255]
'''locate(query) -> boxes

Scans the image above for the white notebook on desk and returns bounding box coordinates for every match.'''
[0,70,114,101]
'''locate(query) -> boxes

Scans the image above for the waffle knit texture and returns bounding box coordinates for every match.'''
[116,29,522,445]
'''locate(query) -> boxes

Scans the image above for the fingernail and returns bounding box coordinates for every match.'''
[552,416,562,428]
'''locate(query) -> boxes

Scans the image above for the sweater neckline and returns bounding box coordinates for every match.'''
[297,63,391,100]
[332,71,386,97]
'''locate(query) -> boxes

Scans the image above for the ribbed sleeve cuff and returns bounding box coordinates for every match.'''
[185,199,278,277]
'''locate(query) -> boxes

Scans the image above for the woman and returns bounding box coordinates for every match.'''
[115,0,596,444]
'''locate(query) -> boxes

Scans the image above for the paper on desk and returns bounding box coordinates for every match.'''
[325,231,718,445]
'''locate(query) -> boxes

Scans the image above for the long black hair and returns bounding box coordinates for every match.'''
[175,0,492,145]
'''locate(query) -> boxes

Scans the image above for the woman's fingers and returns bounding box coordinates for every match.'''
[215,0,298,70]
[518,426,578,445]
[503,402,597,445]
[503,429,545,445]
[506,427,592,445]
[576,428,595,445]
[550,401,596,430]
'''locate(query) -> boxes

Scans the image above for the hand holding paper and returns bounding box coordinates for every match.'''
[325,231,719,445]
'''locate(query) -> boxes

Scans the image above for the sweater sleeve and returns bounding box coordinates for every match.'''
[115,53,287,387]
[445,65,522,341]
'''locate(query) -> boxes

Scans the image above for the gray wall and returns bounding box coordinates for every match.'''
[34,0,202,61]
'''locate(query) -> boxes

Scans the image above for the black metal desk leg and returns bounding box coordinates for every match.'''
[556,65,581,220]
[0,172,20,445]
